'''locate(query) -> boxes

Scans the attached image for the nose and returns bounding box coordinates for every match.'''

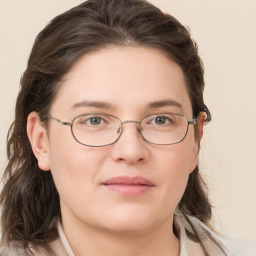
[111,121,149,165]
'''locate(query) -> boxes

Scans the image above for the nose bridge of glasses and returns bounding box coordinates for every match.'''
[117,120,141,134]
[118,120,142,134]
[122,120,140,125]
[122,120,141,129]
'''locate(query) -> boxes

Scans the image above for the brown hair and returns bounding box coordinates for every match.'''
[1,0,212,251]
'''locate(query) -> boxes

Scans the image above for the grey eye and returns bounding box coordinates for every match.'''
[87,117,103,125]
[154,116,167,125]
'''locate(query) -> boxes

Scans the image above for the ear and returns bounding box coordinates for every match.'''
[27,112,51,171]
[189,112,206,173]
[195,112,205,142]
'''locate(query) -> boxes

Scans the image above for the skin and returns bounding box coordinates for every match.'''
[27,46,205,256]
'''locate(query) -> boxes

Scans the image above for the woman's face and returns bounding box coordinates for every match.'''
[32,46,202,234]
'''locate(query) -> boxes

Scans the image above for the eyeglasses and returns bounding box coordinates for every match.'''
[45,113,197,147]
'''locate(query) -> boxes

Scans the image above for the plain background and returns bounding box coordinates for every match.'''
[0,0,255,239]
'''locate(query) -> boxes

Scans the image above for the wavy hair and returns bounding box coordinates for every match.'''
[1,0,212,252]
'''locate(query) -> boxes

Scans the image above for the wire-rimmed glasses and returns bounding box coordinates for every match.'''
[44,113,197,147]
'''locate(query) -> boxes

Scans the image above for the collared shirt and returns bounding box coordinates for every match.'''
[1,211,256,255]
[53,212,225,256]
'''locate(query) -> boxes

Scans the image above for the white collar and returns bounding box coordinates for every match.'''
[57,212,233,256]
[58,222,76,256]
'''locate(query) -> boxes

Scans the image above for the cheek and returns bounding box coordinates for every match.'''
[157,138,195,178]
[153,136,196,209]
[48,125,105,177]
[47,130,108,207]
[157,149,190,191]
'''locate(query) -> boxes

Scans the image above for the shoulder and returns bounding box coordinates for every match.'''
[174,211,256,256]
[0,242,34,256]
[221,237,256,256]
[0,236,68,256]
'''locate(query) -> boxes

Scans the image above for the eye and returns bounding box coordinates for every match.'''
[84,116,106,126]
[75,115,108,126]
[150,115,174,125]
[154,116,168,125]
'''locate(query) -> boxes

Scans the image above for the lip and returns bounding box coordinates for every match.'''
[101,176,155,196]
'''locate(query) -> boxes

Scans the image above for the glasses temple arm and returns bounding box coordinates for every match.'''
[46,114,72,126]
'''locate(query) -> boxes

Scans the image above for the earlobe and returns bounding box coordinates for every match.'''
[27,112,51,171]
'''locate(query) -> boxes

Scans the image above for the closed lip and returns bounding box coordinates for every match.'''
[102,176,155,186]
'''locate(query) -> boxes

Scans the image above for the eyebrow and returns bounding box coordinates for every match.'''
[71,99,182,111]
[72,100,113,109]
[146,99,183,109]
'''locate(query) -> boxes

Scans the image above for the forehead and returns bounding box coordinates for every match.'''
[54,46,192,117]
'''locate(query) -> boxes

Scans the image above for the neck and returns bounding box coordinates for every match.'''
[61,215,180,256]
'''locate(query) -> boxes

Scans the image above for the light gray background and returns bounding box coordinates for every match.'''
[0,0,255,239]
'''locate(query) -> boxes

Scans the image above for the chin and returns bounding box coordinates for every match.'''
[95,205,162,234]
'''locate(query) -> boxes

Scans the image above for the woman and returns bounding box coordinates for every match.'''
[0,0,255,255]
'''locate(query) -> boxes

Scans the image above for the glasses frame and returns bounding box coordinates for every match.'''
[44,113,197,147]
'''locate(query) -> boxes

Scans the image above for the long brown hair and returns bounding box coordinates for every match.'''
[1,0,212,251]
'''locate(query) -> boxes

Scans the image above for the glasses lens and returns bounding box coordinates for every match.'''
[72,114,121,146]
[141,113,189,145]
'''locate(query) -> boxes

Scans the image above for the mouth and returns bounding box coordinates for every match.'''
[101,176,155,196]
